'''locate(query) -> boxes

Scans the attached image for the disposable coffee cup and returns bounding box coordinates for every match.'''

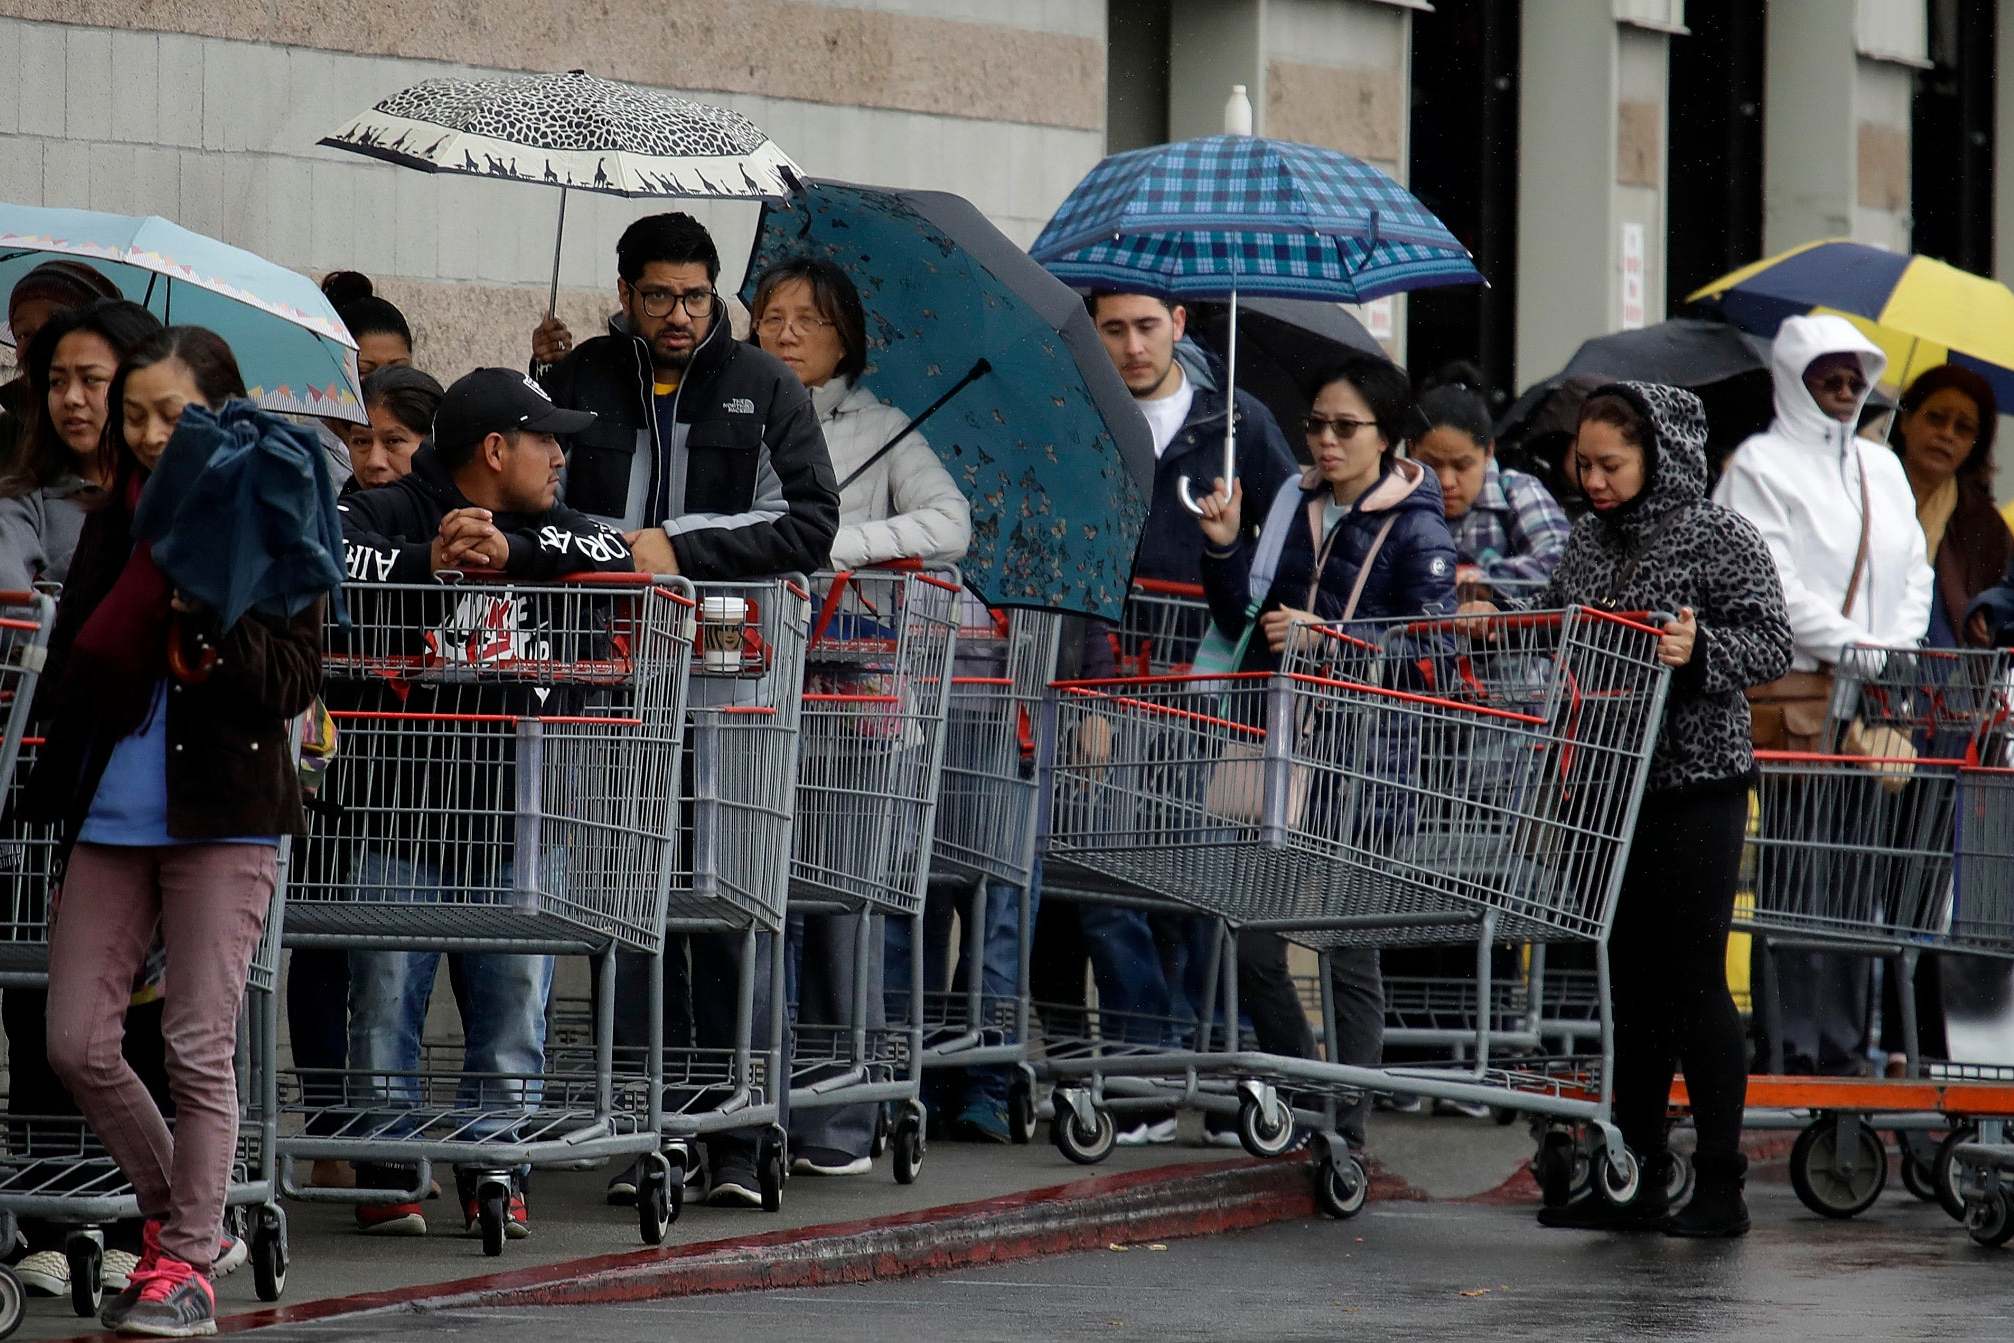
[700,596,749,671]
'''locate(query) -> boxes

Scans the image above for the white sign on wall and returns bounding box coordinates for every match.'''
[1620,222,1647,331]
[1355,297,1395,343]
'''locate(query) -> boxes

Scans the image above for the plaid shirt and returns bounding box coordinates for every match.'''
[1450,461,1571,586]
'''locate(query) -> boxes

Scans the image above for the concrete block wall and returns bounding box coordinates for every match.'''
[0,2,1106,385]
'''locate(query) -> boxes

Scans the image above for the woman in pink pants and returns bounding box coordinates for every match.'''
[26,326,323,1338]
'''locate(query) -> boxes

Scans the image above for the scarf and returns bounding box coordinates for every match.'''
[67,475,173,739]
[1916,475,1960,569]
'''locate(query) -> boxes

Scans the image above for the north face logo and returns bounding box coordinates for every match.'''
[723,397,755,415]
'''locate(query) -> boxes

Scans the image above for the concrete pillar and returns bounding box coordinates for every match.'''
[1166,0,1266,140]
[1515,0,1619,386]
[1762,1,1860,250]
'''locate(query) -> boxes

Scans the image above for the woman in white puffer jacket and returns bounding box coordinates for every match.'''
[750,257,970,569]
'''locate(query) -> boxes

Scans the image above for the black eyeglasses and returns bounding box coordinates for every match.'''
[1302,414,1378,441]
[632,286,716,319]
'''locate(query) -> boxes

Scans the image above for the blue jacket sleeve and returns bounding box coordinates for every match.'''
[1391,513,1460,616]
[1234,394,1300,537]
[1200,537,1257,638]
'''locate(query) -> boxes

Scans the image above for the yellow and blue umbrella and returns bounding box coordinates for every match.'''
[0,204,364,422]
[1687,239,2014,404]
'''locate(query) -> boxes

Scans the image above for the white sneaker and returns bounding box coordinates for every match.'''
[103,1249,140,1291]
[15,1248,67,1296]
[1201,1127,1245,1148]
[790,1149,873,1177]
[1115,1117,1178,1146]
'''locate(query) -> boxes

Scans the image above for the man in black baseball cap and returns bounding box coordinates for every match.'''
[339,367,633,582]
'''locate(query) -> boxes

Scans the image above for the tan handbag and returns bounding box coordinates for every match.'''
[1203,505,1396,824]
[1747,451,1870,753]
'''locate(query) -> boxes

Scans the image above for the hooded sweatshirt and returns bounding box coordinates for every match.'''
[1526,382,1793,793]
[1711,315,1932,669]
[1200,455,1457,672]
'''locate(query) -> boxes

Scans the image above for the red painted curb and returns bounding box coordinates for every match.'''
[42,1156,1338,1338]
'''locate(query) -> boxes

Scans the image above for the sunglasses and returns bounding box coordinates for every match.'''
[1302,414,1379,441]
[1808,371,1868,397]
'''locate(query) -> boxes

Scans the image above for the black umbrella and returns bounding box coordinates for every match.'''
[1497,319,1780,510]
[1184,296,1386,444]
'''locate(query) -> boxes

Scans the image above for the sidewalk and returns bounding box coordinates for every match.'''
[13,1110,1546,1341]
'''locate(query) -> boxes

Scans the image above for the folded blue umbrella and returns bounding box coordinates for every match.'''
[134,402,349,629]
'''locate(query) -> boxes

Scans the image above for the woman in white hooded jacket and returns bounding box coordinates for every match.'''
[750,258,970,570]
[1711,312,1934,1078]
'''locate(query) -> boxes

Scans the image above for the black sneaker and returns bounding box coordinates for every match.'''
[606,1158,640,1207]
[708,1156,763,1207]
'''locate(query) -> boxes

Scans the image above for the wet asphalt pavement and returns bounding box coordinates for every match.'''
[243,1175,2014,1342]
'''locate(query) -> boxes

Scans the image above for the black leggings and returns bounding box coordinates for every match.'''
[1610,787,1747,1164]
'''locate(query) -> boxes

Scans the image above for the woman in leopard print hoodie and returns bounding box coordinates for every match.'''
[1469,380,1791,1239]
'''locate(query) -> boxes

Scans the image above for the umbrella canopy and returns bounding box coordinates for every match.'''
[0,205,363,422]
[1496,320,1781,511]
[1183,297,1384,447]
[321,69,800,200]
[1028,134,1482,304]
[1686,239,2014,403]
[135,401,348,628]
[740,180,1152,619]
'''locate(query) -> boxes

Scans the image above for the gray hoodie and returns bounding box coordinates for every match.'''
[0,474,96,592]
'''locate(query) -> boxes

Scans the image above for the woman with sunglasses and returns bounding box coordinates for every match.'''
[1711,314,1934,1082]
[1194,355,1457,1156]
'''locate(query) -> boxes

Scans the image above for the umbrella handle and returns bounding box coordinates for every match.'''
[167,621,219,684]
[1176,474,1211,517]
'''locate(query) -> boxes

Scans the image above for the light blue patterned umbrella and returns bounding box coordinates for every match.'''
[1029,135,1481,304]
[1032,134,1482,512]
[0,204,364,422]
[742,180,1151,620]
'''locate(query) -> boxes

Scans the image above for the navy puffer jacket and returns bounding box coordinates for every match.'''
[1200,457,1459,671]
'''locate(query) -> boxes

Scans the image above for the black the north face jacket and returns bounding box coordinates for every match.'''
[540,306,840,580]
[1521,381,1793,793]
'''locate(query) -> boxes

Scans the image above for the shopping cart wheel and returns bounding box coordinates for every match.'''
[478,1192,507,1257]
[1968,1189,2014,1248]
[1899,1135,1939,1204]
[1534,1128,1578,1208]
[0,1266,22,1341]
[870,1104,891,1159]
[1315,1152,1369,1220]
[1051,1093,1116,1166]
[1008,1079,1038,1145]
[1593,1145,1640,1207]
[64,1233,101,1318]
[1789,1116,1887,1219]
[1664,1151,1696,1207]
[251,1205,288,1303]
[893,1109,925,1186]
[759,1132,787,1213]
[638,1153,676,1245]
[1237,1095,1295,1159]
[1934,1126,1979,1222]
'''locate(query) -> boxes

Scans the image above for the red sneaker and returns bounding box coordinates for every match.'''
[462,1193,530,1240]
[355,1201,427,1235]
[109,1255,214,1338]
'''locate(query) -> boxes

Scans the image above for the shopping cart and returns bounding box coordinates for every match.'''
[786,567,959,1183]
[1725,644,2014,1220]
[1040,606,1670,1217]
[0,591,296,1321]
[279,573,696,1253]
[913,593,1061,1143]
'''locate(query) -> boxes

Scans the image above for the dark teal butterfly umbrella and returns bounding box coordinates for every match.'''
[740,180,1152,620]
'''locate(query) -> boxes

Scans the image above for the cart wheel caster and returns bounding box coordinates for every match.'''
[759,1134,786,1213]
[252,1205,288,1302]
[1790,1116,1887,1219]
[1237,1095,1295,1159]
[0,1266,23,1341]
[64,1233,101,1319]
[1492,1106,1520,1127]
[1594,1145,1641,1207]
[1315,1153,1369,1220]
[1900,1142,1938,1204]
[638,1153,676,1245]
[478,1192,507,1257]
[1008,1078,1038,1145]
[871,1105,890,1159]
[1664,1150,1696,1207]
[1051,1092,1115,1166]
[1969,1190,2014,1248]
[1935,1126,1979,1222]
[1534,1128,1577,1208]
[893,1109,925,1186]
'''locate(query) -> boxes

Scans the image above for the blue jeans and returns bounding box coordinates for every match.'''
[347,853,556,1131]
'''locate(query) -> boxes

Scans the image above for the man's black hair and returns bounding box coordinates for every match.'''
[617,212,721,286]
[1083,290,1178,321]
